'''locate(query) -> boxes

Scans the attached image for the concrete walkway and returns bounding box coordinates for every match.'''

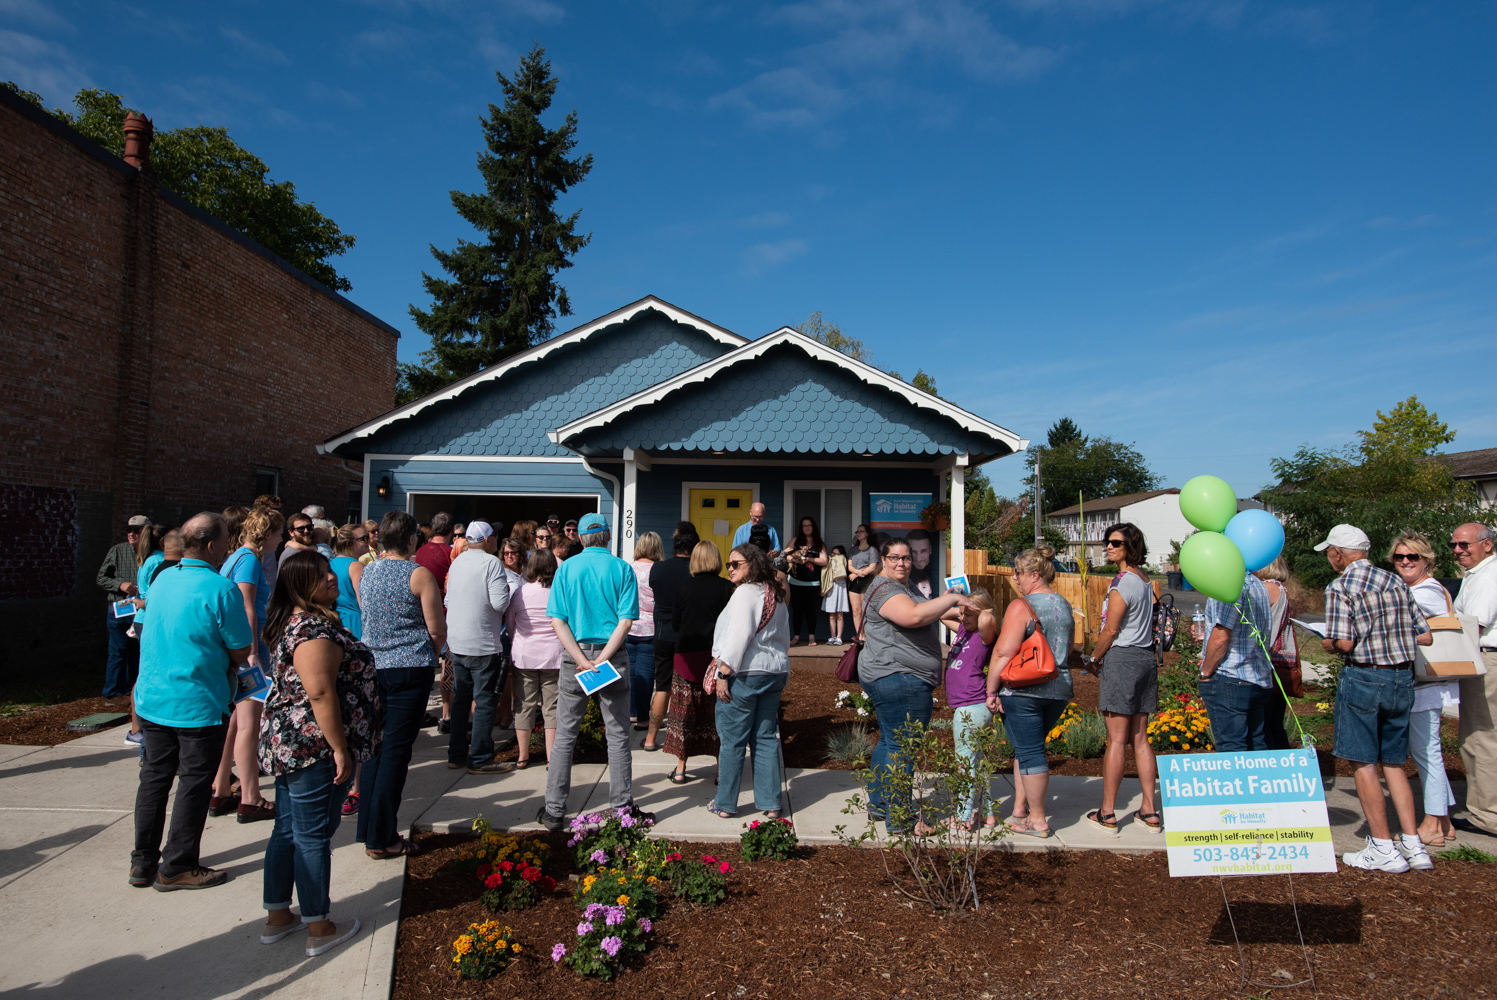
[3,721,1494,1000]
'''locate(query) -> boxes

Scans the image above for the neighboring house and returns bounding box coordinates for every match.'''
[1444,448,1497,508]
[321,297,1028,595]
[0,88,398,677]
[1046,489,1192,569]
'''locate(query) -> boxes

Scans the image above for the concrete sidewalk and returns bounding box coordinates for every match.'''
[4,720,1494,1000]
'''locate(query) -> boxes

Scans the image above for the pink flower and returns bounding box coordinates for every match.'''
[551,943,567,962]
[750,820,759,829]
[719,862,732,874]
[601,935,622,957]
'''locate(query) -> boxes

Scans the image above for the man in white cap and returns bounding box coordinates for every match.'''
[1450,522,1497,837]
[1318,523,1433,872]
[98,514,151,703]
[538,512,646,831]
[443,520,513,774]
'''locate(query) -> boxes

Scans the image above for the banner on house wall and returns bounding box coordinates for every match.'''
[1160,749,1336,877]
[869,492,937,598]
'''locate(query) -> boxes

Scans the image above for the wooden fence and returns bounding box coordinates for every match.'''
[962,550,1160,650]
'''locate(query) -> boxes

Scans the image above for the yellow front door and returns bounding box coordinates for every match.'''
[688,488,754,575]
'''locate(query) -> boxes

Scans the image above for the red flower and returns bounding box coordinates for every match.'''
[702,855,717,864]
[499,860,514,872]
[475,863,492,880]
[750,820,760,829]
[521,865,542,884]
[541,876,557,891]
[719,862,732,874]
[484,872,504,889]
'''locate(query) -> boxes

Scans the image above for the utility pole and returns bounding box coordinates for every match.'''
[1033,449,1042,548]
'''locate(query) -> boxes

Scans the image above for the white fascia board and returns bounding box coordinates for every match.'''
[319,296,748,454]
[550,327,1027,454]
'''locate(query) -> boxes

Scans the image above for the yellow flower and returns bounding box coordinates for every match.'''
[512,943,522,953]
[453,936,473,955]
[1170,735,1178,742]
[617,894,630,905]
[618,877,627,885]
[1181,743,1191,750]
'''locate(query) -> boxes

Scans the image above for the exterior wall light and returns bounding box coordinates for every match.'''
[377,475,391,498]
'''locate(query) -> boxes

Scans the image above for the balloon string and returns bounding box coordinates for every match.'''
[1230,600,1316,750]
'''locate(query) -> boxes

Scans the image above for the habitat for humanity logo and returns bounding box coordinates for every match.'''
[874,499,894,513]
[1219,809,1268,826]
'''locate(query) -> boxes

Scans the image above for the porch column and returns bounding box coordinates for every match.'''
[951,453,967,576]
[622,448,651,558]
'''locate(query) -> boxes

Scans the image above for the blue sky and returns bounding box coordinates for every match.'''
[5,1,1493,499]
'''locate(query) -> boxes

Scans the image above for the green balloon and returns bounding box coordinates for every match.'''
[1179,531,1246,603]
[1179,475,1238,532]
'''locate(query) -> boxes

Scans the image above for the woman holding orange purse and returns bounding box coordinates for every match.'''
[984,544,1074,838]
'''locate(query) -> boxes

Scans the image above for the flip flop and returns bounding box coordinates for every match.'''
[640,738,662,752]
[365,837,420,860]
[706,804,736,819]
[1005,816,1053,839]
[669,771,690,784]
[514,759,532,770]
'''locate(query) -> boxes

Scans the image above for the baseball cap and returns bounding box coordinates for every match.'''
[1313,524,1370,552]
[465,520,495,543]
[577,513,608,534]
[127,515,150,528]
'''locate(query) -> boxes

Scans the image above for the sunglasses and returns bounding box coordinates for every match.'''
[1104,539,1126,548]
[1450,540,1476,549]
[291,524,312,533]
[1391,552,1423,562]
[727,559,746,570]
[353,534,368,542]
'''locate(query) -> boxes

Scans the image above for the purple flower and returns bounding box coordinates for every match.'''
[590,848,608,863]
[601,935,622,957]
[576,921,593,936]
[605,906,624,926]
[619,813,636,828]
[585,903,605,919]
[551,943,567,962]
[638,918,652,933]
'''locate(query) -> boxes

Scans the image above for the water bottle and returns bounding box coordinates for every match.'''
[1191,604,1205,642]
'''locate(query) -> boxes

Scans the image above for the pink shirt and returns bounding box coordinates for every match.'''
[505,581,563,671]
[629,559,657,638]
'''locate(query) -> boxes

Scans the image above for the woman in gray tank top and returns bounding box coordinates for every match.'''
[355,511,445,859]
[1081,522,1160,836]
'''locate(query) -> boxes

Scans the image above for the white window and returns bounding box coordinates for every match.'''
[784,480,861,553]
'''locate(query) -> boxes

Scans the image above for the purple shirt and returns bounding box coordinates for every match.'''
[944,623,993,709]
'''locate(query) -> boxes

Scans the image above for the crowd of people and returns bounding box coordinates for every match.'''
[98,495,1497,950]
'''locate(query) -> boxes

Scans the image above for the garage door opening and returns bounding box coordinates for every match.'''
[407,494,600,535]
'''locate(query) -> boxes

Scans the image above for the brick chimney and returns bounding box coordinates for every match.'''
[122,113,153,169]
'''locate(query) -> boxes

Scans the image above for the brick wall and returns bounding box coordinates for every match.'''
[0,90,399,681]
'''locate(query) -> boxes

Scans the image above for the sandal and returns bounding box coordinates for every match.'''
[763,810,782,819]
[1006,815,1053,839]
[640,738,662,752]
[669,770,690,784]
[514,759,532,770]
[1085,809,1119,835]
[1135,811,1163,833]
[365,837,420,860]
[706,804,737,819]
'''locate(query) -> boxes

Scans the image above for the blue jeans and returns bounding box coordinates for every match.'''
[1333,665,1414,765]
[104,607,139,698]
[952,703,993,818]
[626,635,655,722]
[713,671,788,815]
[264,757,350,922]
[863,671,934,825]
[449,653,503,766]
[1198,675,1275,752]
[999,695,1069,775]
[357,666,434,850]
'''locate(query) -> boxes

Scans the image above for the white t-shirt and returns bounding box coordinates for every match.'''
[1410,577,1460,713]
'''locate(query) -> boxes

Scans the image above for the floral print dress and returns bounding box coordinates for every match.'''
[258,612,382,777]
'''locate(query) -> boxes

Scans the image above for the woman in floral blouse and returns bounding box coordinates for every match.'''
[257,549,381,958]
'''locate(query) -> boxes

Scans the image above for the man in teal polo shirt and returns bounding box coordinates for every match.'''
[130,512,253,891]
[537,513,644,830]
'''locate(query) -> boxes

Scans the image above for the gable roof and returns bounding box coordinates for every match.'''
[318,296,747,454]
[549,327,1027,457]
[1044,489,1181,518]
[1443,447,1497,480]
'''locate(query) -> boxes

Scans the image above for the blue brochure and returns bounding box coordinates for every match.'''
[112,599,136,619]
[575,658,622,696]
[235,661,271,704]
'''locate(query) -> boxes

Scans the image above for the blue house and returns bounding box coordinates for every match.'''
[320,297,1028,584]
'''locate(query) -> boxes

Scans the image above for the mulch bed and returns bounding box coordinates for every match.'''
[0,695,131,745]
[394,831,1497,1000]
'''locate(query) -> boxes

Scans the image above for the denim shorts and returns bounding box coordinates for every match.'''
[1333,665,1414,765]
[999,695,1069,775]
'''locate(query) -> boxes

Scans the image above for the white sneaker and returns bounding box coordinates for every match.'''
[1398,836,1434,871]
[1341,837,1410,873]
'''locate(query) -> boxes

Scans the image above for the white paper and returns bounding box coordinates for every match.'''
[1289,618,1326,637]
[713,519,730,536]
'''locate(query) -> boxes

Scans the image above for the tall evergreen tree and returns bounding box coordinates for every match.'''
[401,45,592,403]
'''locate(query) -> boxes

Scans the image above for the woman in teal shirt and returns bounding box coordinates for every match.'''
[330,524,369,639]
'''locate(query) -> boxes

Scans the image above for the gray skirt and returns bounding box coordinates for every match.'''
[1097,645,1158,715]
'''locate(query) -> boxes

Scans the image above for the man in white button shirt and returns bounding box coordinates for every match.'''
[1452,522,1497,837]
[445,521,513,776]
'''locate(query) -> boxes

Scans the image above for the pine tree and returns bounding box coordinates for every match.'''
[401,45,592,403]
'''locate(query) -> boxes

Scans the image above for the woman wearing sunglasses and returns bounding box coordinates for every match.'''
[1083,522,1160,836]
[1389,530,1459,844]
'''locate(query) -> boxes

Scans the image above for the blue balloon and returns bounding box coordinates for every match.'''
[1223,509,1285,573]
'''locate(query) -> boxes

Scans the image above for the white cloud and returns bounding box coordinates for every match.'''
[742,236,809,273]
[0,30,91,103]
[220,26,290,64]
[0,0,73,34]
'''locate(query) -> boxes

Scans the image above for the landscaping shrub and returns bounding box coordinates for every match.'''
[834,689,876,718]
[824,722,871,766]
[450,919,521,980]
[740,816,798,861]
[929,717,953,731]
[663,852,731,907]
[1435,845,1497,863]
[1147,694,1213,753]
[479,859,555,912]
[554,901,653,980]
[1058,710,1107,759]
[455,816,549,879]
[1044,703,1082,756]
[568,806,655,870]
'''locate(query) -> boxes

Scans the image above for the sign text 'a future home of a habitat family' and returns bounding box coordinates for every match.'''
[1159,749,1336,877]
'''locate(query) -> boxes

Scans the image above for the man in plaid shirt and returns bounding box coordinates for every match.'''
[1318,524,1433,872]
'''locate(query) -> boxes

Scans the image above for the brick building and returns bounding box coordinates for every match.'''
[0,86,399,680]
